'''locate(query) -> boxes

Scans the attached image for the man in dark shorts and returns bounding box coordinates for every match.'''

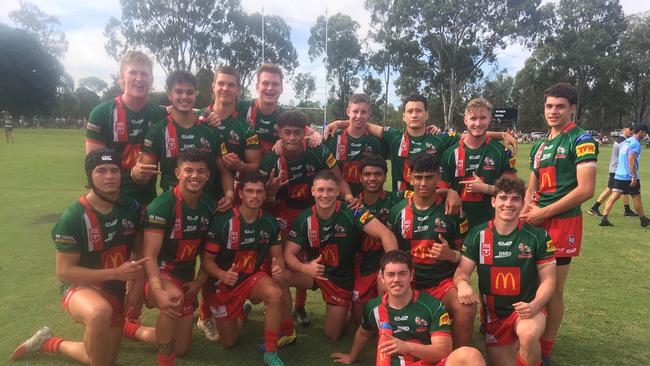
[11,149,147,365]
[521,83,598,364]
[284,170,397,340]
[599,123,649,227]
[455,176,556,366]
[331,250,485,366]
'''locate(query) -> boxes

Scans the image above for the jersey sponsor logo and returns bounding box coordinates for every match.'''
[148,215,166,225]
[54,234,77,245]
[246,135,259,146]
[490,267,520,296]
[211,304,228,319]
[228,130,240,145]
[482,241,491,257]
[576,142,596,157]
[176,238,201,261]
[538,166,557,193]
[394,315,408,321]
[233,250,257,274]
[343,161,361,182]
[483,156,495,170]
[359,211,374,224]
[518,243,533,258]
[361,236,382,252]
[288,183,309,200]
[566,248,577,254]
[411,240,436,264]
[414,316,428,327]
[220,142,228,155]
[459,218,469,234]
[439,312,451,326]
[319,244,339,267]
[259,230,271,244]
[434,218,447,234]
[576,132,593,144]
[568,234,576,246]
[181,134,194,139]
[546,239,555,252]
[334,224,347,237]
[101,245,127,269]
[460,176,484,202]
[494,251,512,259]
[104,219,118,228]
[326,154,337,168]
[86,122,101,132]
[497,240,512,247]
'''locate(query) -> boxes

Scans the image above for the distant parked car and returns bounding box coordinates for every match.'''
[530,132,546,140]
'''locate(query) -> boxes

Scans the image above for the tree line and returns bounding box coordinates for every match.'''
[0,0,648,132]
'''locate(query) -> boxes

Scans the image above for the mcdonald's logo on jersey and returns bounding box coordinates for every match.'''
[538,166,557,193]
[411,240,436,265]
[361,236,382,252]
[176,238,201,261]
[343,161,361,183]
[233,250,257,274]
[319,244,339,267]
[288,183,309,200]
[101,245,127,269]
[490,267,520,296]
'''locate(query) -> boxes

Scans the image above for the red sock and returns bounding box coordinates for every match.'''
[264,330,280,352]
[123,321,141,339]
[294,289,307,309]
[199,298,209,321]
[516,354,541,366]
[157,353,175,366]
[281,318,294,335]
[539,337,555,358]
[41,337,64,354]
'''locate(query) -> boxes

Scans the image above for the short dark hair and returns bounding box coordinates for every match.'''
[348,93,371,106]
[277,110,308,129]
[409,153,440,174]
[257,63,283,82]
[359,155,388,174]
[403,93,428,111]
[166,70,197,91]
[313,170,338,184]
[634,123,648,133]
[177,147,210,167]
[544,83,577,105]
[493,175,526,198]
[380,250,413,272]
[239,171,266,189]
[214,66,241,87]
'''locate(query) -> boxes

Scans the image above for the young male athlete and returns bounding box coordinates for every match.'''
[589,123,637,217]
[455,176,557,366]
[4,110,14,143]
[440,98,517,228]
[521,83,597,364]
[326,94,385,195]
[326,93,516,191]
[137,70,233,207]
[388,153,474,348]
[124,148,215,366]
[599,123,650,227]
[283,170,398,340]
[86,50,167,205]
[202,172,287,366]
[11,149,147,365]
[331,250,485,366]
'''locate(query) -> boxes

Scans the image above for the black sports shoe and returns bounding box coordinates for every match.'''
[624,210,639,217]
[588,207,602,217]
[640,217,650,227]
[599,217,614,226]
[292,308,311,327]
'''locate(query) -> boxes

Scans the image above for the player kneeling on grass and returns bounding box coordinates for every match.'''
[331,250,485,366]
[123,148,215,366]
[454,176,556,366]
[11,148,147,365]
[283,170,398,340]
[200,172,287,366]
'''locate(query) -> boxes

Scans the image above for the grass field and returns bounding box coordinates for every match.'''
[1,129,649,365]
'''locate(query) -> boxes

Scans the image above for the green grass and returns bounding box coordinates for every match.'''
[0,129,649,365]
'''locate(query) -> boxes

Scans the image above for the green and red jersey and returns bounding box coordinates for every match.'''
[462,220,555,319]
[144,187,215,283]
[258,144,338,210]
[529,123,598,218]
[440,137,516,227]
[362,291,452,366]
[86,97,167,204]
[52,195,142,302]
[388,195,468,289]
[238,99,283,154]
[204,208,281,287]
[326,127,386,195]
[380,127,459,191]
[288,202,375,290]
[197,105,260,161]
[353,190,410,276]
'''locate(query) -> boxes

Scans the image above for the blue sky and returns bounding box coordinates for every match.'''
[1,0,649,106]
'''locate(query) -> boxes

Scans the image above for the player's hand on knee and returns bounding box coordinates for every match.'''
[513,301,538,319]
[182,279,202,299]
[271,257,284,283]
[220,264,239,286]
[331,352,355,364]
[457,283,478,305]
[156,290,183,318]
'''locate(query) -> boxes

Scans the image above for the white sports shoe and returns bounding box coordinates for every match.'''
[197,317,220,342]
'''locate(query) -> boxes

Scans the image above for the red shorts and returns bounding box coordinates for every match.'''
[538,215,582,258]
[144,272,196,317]
[314,278,352,307]
[352,271,378,304]
[482,310,547,347]
[62,286,124,327]
[419,278,455,301]
[273,203,304,237]
[205,272,266,320]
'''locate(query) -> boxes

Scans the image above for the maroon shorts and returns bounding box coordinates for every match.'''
[483,309,547,347]
[419,278,455,301]
[144,272,196,317]
[204,272,266,320]
[314,278,352,307]
[352,271,378,304]
[62,286,124,327]
[273,203,304,237]
[539,215,582,258]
